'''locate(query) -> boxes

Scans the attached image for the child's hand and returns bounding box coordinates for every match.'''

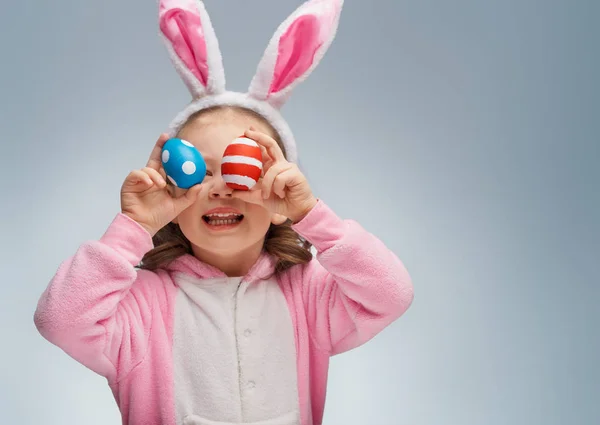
[120,133,204,236]
[231,127,317,223]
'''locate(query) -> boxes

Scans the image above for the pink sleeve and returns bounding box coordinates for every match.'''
[291,200,414,356]
[34,213,159,383]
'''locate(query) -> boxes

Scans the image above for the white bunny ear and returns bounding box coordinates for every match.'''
[159,0,225,99]
[248,0,344,108]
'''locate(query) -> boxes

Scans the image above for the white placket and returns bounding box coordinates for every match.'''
[233,278,300,423]
[173,274,300,425]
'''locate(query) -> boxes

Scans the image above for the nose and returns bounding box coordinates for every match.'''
[208,175,233,199]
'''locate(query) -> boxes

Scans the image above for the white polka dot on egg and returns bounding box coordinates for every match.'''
[168,175,178,187]
[181,140,194,147]
[182,161,196,175]
[162,150,170,163]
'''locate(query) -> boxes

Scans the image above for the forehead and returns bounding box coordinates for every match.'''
[176,111,273,158]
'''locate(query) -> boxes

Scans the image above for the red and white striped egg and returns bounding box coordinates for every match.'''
[221,136,263,190]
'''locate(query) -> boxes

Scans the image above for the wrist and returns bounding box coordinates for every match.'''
[291,197,318,223]
[121,212,158,237]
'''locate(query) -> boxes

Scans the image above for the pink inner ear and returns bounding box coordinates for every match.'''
[269,15,323,94]
[160,8,208,86]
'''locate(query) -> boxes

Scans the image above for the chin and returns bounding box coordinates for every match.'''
[192,237,264,256]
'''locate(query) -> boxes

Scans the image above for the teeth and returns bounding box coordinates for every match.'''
[203,212,243,226]
[207,218,241,226]
[206,213,241,218]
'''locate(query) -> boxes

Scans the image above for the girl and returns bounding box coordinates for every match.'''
[34,1,414,424]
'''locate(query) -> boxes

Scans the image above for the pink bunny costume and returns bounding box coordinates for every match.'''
[34,1,415,424]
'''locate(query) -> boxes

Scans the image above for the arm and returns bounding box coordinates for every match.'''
[33,213,158,383]
[292,200,414,356]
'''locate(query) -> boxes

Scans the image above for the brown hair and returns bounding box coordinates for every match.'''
[137,105,313,276]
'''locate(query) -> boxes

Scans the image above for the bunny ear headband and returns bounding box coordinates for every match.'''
[159,0,344,163]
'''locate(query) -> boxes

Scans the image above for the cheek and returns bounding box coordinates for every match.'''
[175,210,195,233]
[175,193,205,223]
[246,204,272,225]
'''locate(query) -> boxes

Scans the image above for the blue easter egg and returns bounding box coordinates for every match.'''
[161,138,206,189]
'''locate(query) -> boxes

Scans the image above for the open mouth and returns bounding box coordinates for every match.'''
[202,213,244,227]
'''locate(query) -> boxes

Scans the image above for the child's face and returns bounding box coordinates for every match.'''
[170,112,277,261]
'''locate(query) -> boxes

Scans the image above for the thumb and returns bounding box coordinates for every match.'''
[172,183,204,213]
[231,189,265,206]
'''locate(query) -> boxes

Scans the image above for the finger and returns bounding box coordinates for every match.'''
[244,127,275,172]
[127,169,153,186]
[142,167,167,188]
[231,188,265,206]
[123,169,153,192]
[244,129,285,163]
[258,145,275,176]
[262,162,293,199]
[172,183,204,213]
[146,133,170,171]
[159,167,167,181]
[258,144,274,173]
[272,168,297,198]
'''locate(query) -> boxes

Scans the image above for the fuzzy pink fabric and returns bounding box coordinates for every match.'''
[269,0,342,95]
[160,0,209,86]
[270,15,322,94]
[34,199,413,425]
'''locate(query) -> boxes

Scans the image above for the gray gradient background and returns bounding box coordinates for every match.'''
[1,0,598,424]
